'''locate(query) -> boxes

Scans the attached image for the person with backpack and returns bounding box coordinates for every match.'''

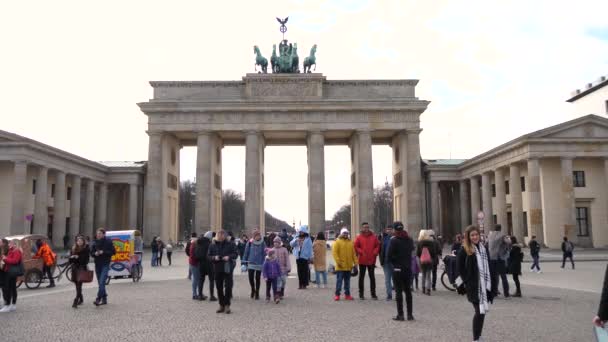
[387,221,415,321]
[195,232,217,301]
[529,235,541,273]
[90,228,116,306]
[417,230,437,296]
[561,236,575,269]
[507,236,523,297]
[354,222,380,300]
[429,231,442,291]
[488,224,511,298]
[33,239,56,288]
[243,230,266,299]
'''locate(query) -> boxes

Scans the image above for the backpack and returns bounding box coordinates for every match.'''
[565,241,573,253]
[420,246,432,265]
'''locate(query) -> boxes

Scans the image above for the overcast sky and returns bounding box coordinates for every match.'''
[1,0,607,226]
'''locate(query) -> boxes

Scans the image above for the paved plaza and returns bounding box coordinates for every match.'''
[0,250,604,342]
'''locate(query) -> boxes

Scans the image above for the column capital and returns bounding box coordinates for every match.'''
[245,130,261,136]
[13,160,28,166]
[146,130,164,137]
[527,156,541,161]
[405,128,423,135]
[307,129,326,135]
[560,156,575,161]
[355,129,373,134]
[197,130,213,137]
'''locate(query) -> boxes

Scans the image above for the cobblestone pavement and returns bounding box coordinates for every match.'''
[0,251,602,342]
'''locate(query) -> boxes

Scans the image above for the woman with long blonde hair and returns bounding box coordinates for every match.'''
[456,226,493,342]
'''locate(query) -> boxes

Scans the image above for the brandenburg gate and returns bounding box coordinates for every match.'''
[138,73,429,243]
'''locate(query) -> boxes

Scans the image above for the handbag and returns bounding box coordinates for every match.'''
[77,269,94,283]
[7,262,24,277]
[351,265,359,277]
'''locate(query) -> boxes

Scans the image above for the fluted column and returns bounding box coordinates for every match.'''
[494,168,507,228]
[406,130,423,236]
[561,157,576,241]
[69,175,81,237]
[430,181,440,232]
[96,182,107,228]
[10,161,28,235]
[307,131,325,236]
[509,164,524,242]
[144,133,163,243]
[84,179,95,237]
[527,158,544,245]
[129,183,138,229]
[33,166,48,236]
[459,179,469,230]
[245,131,264,232]
[470,177,481,227]
[350,130,373,237]
[481,172,493,233]
[52,171,66,247]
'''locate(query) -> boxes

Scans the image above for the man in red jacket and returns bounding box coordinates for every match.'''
[355,222,380,300]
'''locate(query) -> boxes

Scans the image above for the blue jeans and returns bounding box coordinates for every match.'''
[315,271,328,285]
[190,265,201,297]
[531,254,541,271]
[383,264,394,298]
[95,264,110,300]
[335,271,351,296]
[151,252,158,267]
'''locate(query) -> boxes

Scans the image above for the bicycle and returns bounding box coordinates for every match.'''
[17,260,73,289]
[440,255,458,292]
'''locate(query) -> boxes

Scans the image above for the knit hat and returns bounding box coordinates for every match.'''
[340,228,349,236]
[204,231,213,239]
[273,236,282,243]
[393,221,404,231]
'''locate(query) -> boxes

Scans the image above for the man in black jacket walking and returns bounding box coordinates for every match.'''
[90,228,116,306]
[388,221,415,321]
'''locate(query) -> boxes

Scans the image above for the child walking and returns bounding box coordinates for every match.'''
[272,237,291,298]
[313,232,328,288]
[411,254,420,291]
[263,249,282,304]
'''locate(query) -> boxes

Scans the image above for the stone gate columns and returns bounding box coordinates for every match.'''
[494,168,507,228]
[70,175,81,237]
[144,133,163,242]
[52,171,66,247]
[561,157,576,241]
[33,166,48,235]
[10,161,28,235]
[350,130,373,237]
[196,132,223,233]
[307,131,325,236]
[96,183,108,228]
[129,183,138,229]
[459,180,469,229]
[470,177,480,227]
[527,158,543,245]
[406,130,423,236]
[392,132,408,227]
[84,178,95,237]
[430,181,440,232]
[245,131,265,233]
[509,164,524,242]
[481,172,493,232]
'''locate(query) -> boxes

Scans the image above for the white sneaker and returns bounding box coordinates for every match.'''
[0,306,10,313]
[8,304,15,312]
[537,270,542,274]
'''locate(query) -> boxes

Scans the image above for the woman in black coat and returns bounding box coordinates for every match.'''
[507,236,523,297]
[457,225,494,342]
[69,235,90,308]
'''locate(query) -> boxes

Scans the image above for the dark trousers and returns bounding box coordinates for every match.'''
[248,269,261,295]
[472,303,486,341]
[562,252,575,269]
[296,258,309,288]
[75,281,83,298]
[2,276,17,305]
[490,260,509,297]
[358,265,376,297]
[512,273,521,294]
[215,272,232,307]
[158,252,163,266]
[266,278,278,299]
[43,264,55,285]
[431,262,438,289]
[393,269,413,317]
[167,252,172,265]
[198,269,215,297]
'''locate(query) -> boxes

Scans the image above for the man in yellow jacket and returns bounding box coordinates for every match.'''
[332,228,358,301]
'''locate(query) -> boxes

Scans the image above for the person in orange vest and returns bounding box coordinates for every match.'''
[34,239,56,288]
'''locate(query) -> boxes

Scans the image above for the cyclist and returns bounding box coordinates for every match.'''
[34,239,56,288]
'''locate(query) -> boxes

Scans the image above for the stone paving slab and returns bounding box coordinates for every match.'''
[0,264,600,342]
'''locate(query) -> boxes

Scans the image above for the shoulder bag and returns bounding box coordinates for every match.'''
[77,268,94,283]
